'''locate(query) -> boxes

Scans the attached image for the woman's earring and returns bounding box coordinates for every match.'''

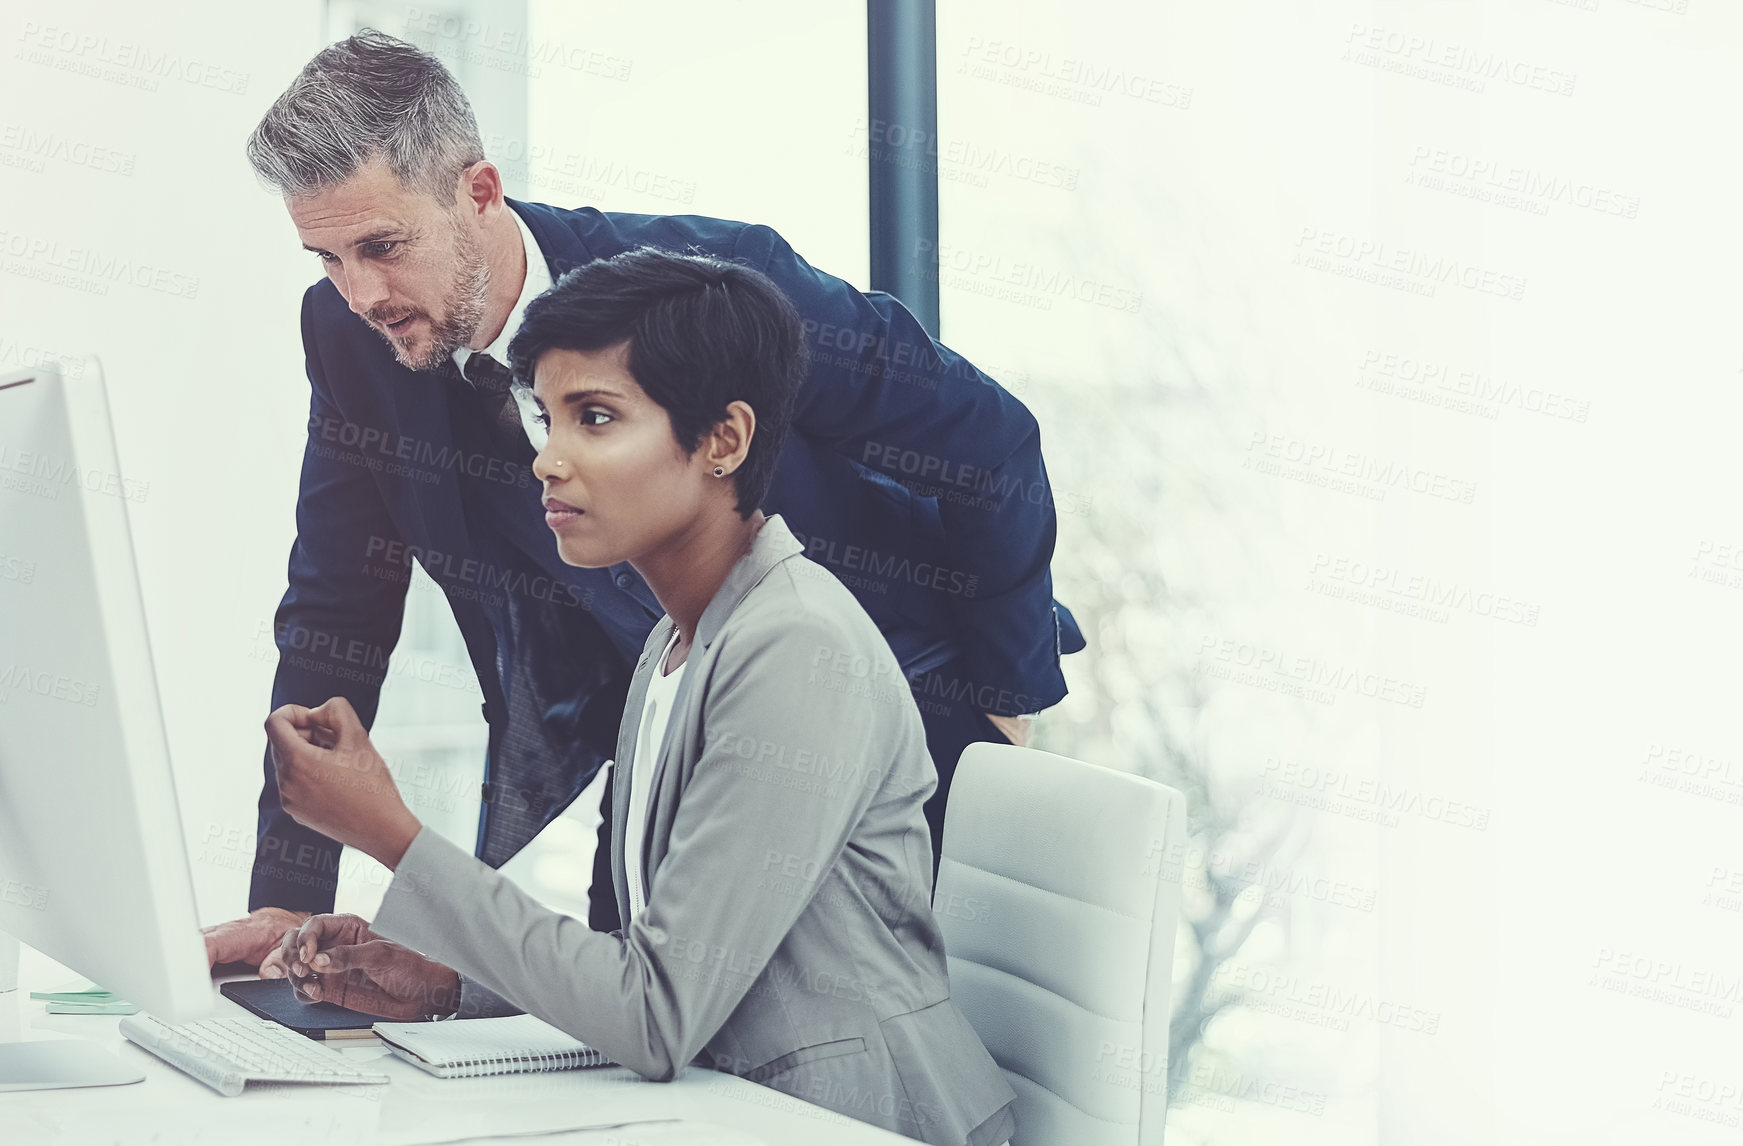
[713,466,726,477]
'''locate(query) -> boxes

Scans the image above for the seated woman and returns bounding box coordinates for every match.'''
[261,247,1016,1146]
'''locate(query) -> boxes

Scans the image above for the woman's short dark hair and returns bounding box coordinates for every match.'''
[508,246,808,518]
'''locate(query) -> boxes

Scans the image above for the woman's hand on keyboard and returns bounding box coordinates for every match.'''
[267,911,461,1020]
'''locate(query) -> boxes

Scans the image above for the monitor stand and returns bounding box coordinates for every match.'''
[0,931,145,1091]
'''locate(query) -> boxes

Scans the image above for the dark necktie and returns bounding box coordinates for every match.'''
[462,352,529,449]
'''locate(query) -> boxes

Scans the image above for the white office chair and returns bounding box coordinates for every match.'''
[936,743,1187,1146]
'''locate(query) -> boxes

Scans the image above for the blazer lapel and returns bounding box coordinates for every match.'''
[692,515,806,655]
[637,516,807,887]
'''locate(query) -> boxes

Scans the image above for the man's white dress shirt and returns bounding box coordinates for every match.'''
[452,208,552,448]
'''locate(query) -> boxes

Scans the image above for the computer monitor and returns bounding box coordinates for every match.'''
[0,360,212,1083]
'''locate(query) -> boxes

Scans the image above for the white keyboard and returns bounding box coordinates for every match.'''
[119,1013,391,1097]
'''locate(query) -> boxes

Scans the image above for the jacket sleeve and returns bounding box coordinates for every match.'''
[371,606,905,1081]
[731,223,1067,715]
[249,288,411,913]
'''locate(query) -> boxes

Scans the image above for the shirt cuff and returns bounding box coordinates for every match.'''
[456,974,524,1020]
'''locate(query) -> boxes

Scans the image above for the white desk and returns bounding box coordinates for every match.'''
[4,946,914,1146]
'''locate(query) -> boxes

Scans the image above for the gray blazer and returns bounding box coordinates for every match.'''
[374,514,1016,1146]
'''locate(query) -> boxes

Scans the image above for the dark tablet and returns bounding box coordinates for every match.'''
[219,977,395,1040]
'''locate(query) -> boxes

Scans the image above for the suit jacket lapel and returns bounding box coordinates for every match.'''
[636,517,807,892]
[692,516,805,654]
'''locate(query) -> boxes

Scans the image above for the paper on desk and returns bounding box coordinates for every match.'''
[43,1000,141,1014]
[394,1120,771,1146]
[381,1118,677,1145]
[371,1071,682,1146]
[575,1121,772,1145]
[30,987,140,1014]
[375,1109,686,1146]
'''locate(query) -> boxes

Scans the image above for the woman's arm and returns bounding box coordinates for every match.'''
[370,607,907,1079]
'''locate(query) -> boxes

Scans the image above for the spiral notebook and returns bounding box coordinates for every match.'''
[372,1014,614,1078]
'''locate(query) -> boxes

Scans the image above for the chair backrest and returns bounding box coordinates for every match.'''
[935,742,1186,1146]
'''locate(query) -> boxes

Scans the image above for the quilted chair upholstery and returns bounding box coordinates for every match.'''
[935,743,1187,1146]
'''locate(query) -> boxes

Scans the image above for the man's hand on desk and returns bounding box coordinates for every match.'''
[202,906,311,969]
[984,712,1034,748]
[263,912,460,1020]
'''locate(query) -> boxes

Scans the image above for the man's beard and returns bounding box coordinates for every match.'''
[368,219,491,373]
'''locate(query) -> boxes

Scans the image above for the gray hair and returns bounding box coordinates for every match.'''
[245,29,485,202]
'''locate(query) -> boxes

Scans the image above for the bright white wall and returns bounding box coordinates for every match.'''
[0,0,326,920]
[934,0,1743,1143]
[525,0,868,285]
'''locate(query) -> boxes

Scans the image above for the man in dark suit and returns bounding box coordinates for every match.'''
[204,30,1084,968]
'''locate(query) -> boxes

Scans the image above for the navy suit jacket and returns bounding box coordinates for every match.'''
[250,200,1085,912]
